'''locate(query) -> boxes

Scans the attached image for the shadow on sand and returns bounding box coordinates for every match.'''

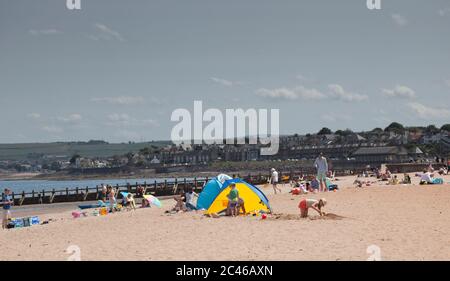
[267,213,346,221]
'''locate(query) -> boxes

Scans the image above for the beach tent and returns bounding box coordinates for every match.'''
[196,174,232,210]
[205,178,271,215]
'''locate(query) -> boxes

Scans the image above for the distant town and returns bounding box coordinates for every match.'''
[1,122,449,178]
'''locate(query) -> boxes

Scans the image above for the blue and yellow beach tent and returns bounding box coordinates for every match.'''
[196,174,232,210]
[205,178,272,215]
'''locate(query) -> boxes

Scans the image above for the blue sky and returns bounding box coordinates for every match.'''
[1,0,450,143]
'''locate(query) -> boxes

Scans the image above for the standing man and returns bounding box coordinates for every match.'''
[2,188,13,229]
[314,153,329,192]
[270,168,281,194]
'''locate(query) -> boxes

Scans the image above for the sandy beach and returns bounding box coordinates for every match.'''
[1,174,449,261]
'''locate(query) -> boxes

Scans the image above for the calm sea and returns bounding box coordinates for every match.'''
[0,178,185,194]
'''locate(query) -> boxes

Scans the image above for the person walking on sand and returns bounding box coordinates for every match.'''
[269,168,281,194]
[314,153,329,192]
[298,198,327,218]
[2,188,13,229]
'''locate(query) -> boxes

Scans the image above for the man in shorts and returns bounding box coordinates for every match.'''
[314,152,329,192]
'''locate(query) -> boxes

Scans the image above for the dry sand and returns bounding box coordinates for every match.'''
[1,174,449,261]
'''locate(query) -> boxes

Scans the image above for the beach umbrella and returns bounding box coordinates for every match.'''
[143,194,162,208]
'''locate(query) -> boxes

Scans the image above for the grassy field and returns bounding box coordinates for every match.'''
[0,141,171,161]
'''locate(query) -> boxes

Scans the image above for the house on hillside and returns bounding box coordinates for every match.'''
[352,146,410,164]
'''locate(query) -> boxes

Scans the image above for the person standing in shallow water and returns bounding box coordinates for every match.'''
[314,152,329,192]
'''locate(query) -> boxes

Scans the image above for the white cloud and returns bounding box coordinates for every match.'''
[256,86,326,101]
[444,79,450,88]
[295,74,309,82]
[114,130,141,141]
[328,84,368,102]
[438,8,450,16]
[107,114,159,127]
[27,113,41,119]
[142,119,160,127]
[29,29,63,36]
[57,114,82,123]
[92,96,145,105]
[392,14,408,26]
[42,126,63,133]
[93,23,124,41]
[321,114,351,123]
[210,77,243,87]
[408,102,450,119]
[382,85,416,99]
[256,84,367,102]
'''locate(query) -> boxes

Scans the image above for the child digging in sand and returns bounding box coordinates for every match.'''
[298,198,327,218]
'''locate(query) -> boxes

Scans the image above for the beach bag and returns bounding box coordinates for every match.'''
[13,218,24,228]
[23,217,31,227]
[432,178,444,185]
[291,188,301,195]
[31,216,40,225]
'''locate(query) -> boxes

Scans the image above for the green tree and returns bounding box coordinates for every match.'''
[425,125,439,134]
[335,129,353,137]
[440,124,450,132]
[371,127,383,133]
[69,154,81,165]
[318,127,332,135]
[384,122,405,134]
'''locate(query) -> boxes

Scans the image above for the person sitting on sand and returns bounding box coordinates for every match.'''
[237,197,246,215]
[298,198,327,218]
[185,187,198,211]
[310,178,320,192]
[123,193,136,211]
[99,185,108,202]
[2,188,13,230]
[227,183,239,217]
[388,175,399,185]
[402,173,411,184]
[136,185,144,197]
[172,191,187,212]
[109,187,116,213]
[141,197,151,208]
[420,170,434,185]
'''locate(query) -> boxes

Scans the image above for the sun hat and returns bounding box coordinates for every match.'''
[320,198,327,206]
